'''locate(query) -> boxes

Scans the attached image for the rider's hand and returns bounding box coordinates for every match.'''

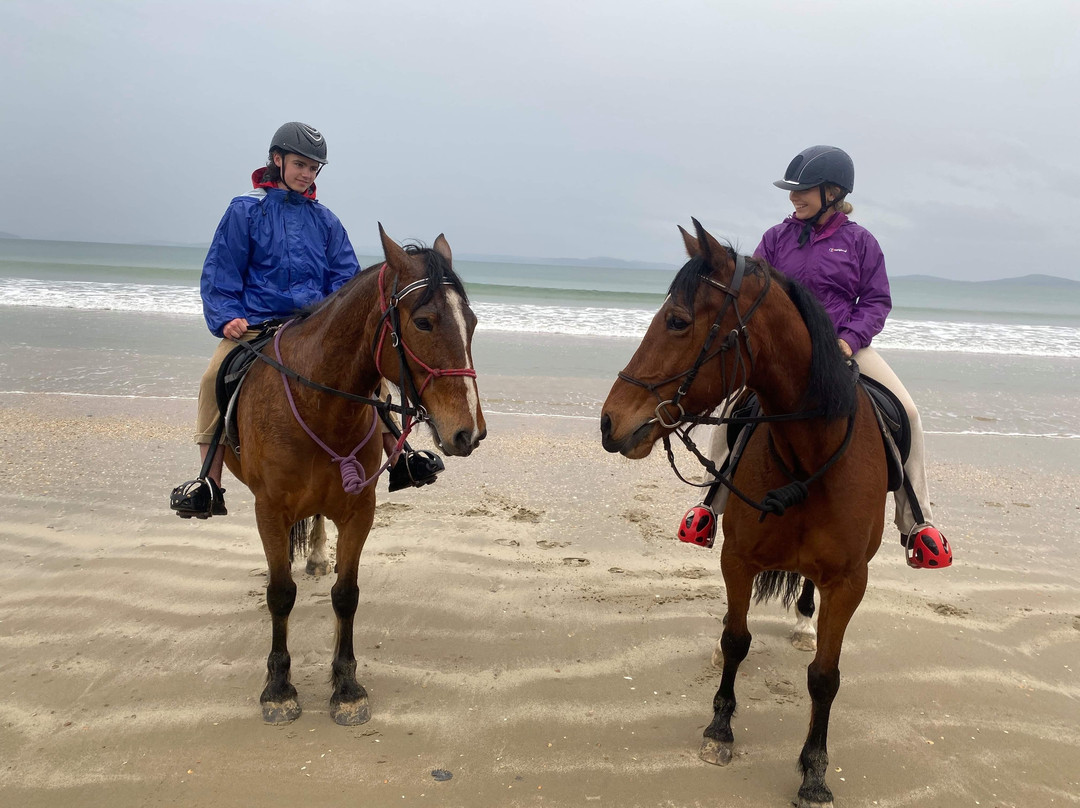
[223,318,249,339]
[837,338,853,358]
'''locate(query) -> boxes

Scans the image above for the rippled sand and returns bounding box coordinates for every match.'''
[1,393,1078,807]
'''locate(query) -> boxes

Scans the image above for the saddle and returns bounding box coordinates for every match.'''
[215,329,279,454]
[723,376,910,492]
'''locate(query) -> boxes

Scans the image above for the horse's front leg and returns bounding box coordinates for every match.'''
[328,505,375,725]
[796,569,866,808]
[792,577,818,652]
[255,505,302,724]
[701,555,754,766]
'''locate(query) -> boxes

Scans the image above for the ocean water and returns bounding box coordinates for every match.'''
[1,238,1078,438]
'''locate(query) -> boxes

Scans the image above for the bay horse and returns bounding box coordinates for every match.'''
[224,225,486,725]
[600,220,885,808]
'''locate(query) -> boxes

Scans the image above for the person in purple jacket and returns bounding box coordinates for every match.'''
[691,146,951,569]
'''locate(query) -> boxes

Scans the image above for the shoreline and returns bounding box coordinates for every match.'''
[3,387,1080,442]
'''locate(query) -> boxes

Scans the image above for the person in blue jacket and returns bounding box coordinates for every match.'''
[171,122,442,518]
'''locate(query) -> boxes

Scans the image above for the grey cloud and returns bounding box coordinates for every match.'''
[1,0,1078,280]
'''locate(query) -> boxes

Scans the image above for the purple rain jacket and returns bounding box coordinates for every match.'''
[754,212,891,355]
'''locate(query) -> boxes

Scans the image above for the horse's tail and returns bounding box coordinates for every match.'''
[753,570,803,609]
[289,518,311,563]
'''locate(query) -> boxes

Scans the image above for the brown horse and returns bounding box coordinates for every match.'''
[225,225,486,726]
[600,220,885,808]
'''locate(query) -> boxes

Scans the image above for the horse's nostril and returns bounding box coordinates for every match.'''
[454,429,474,452]
[600,413,611,438]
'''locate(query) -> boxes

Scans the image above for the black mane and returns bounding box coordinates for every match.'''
[667,254,711,310]
[401,243,469,307]
[783,277,857,420]
[298,242,468,321]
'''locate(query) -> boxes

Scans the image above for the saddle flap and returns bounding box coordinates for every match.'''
[214,329,279,450]
[859,376,910,493]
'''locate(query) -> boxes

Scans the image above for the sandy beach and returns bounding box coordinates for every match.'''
[1,381,1078,808]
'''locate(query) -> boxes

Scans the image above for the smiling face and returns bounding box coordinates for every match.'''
[273,152,322,193]
[789,185,840,222]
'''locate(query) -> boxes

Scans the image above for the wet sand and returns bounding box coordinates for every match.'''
[1,391,1078,808]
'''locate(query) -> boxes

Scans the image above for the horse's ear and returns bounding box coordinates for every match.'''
[378,222,410,268]
[691,217,713,261]
[432,233,452,264]
[678,225,701,258]
[691,217,729,270]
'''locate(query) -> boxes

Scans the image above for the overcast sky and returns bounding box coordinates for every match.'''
[3,0,1078,280]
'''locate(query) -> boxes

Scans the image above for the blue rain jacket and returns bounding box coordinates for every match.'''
[200,170,360,338]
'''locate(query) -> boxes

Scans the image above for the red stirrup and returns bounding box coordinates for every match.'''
[905,525,952,569]
[677,504,717,548]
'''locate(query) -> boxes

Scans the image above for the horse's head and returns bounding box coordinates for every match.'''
[375,225,486,457]
[600,219,768,458]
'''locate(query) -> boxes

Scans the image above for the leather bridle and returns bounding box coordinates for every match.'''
[617,252,768,430]
[616,250,856,519]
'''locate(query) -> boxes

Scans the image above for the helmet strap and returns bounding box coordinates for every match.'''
[797,185,831,247]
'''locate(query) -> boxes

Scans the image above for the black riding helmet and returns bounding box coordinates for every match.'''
[270,122,328,165]
[775,146,854,246]
[774,145,854,193]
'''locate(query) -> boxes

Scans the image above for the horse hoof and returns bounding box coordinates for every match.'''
[330,697,371,726]
[305,559,329,576]
[797,798,834,808]
[710,640,724,669]
[791,631,817,652]
[699,737,733,766]
[262,699,301,724]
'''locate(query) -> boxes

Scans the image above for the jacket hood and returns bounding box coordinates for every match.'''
[782,211,848,241]
[250,167,317,200]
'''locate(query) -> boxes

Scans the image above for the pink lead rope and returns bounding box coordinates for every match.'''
[270,263,475,496]
[274,321,399,494]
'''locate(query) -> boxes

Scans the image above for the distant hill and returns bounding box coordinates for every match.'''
[894,273,1080,288]
[356,247,671,271]
[0,231,21,239]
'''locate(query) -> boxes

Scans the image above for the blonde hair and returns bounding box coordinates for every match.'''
[825,183,853,215]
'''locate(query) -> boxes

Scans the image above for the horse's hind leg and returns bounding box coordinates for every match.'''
[328,509,375,726]
[256,508,302,724]
[305,514,331,576]
[792,578,817,652]
[701,556,754,766]
[796,570,867,808]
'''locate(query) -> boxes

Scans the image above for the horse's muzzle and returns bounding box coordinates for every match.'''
[437,425,486,457]
[600,413,656,457]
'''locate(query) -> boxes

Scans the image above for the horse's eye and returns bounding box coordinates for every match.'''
[414,317,433,332]
[667,314,690,331]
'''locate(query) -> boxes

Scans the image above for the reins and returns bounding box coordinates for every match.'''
[617,254,762,429]
[618,250,856,519]
[227,335,420,418]
[231,261,476,494]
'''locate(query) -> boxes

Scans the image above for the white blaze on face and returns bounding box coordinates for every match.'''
[446,290,482,439]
